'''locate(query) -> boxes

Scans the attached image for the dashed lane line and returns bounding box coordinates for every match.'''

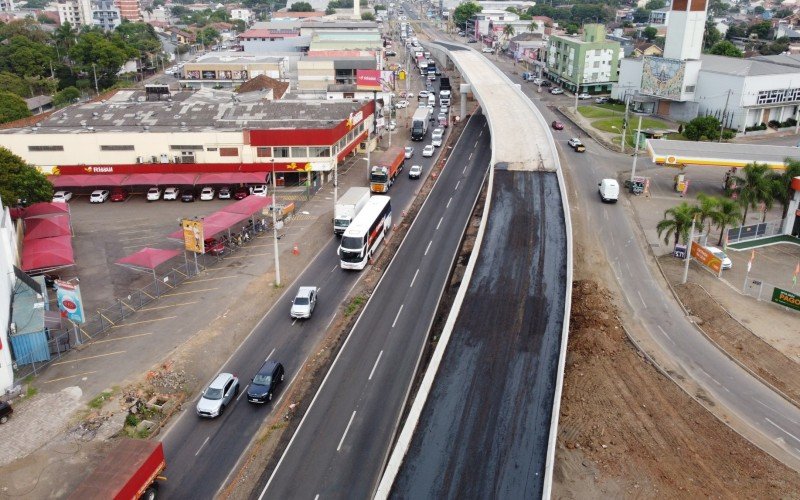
[92,332,153,344]
[51,350,126,366]
[42,371,97,384]
[337,411,357,452]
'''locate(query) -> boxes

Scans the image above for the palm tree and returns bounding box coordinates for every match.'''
[692,193,719,239]
[771,159,800,220]
[734,162,773,223]
[528,21,539,33]
[503,24,515,39]
[657,202,695,247]
[712,197,744,246]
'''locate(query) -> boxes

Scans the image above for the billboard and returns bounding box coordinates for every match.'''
[357,69,382,90]
[690,243,722,273]
[56,280,86,323]
[772,287,800,312]
[641,56,686,101]
[182,219,205,254]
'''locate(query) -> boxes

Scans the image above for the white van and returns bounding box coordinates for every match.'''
[428,94,436,106]
[598,179,619,203]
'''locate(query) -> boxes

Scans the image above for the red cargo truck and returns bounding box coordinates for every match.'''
[69,440,166,500]
[369,147,405,193]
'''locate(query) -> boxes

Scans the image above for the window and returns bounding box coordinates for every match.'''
[28,145,63,151]
[273,146,290,158]
[257,146,271,157]
[169,145,203,150]
[100,145,135,151]
[291,146,308,158]
[593,62,600,68]
[684,85,696,93]
[220,147,239,157]
[308,146,331,157]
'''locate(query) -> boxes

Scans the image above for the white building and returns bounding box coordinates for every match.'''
[0,0,15,13]
[231,8,253,24]
[0,200,17,395]
[141,5,168,24]
[57,0,92,27]
[92,0,121,30]
[648,8,669,28]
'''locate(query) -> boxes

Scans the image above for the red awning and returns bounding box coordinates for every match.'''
[223,195,274,215]
[116,247,182,270]
[21,235,74,271]
[24,215,71,241]
[49,174,128,188]
[120,173,169,186]
[21,202,70,219]
[197,172,269,185]
[152,173,198,185]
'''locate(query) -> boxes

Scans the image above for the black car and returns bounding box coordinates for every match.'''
[0,400,13,424]
[540,80,552,87]
[247,360,285,404]
[180,189,195,202]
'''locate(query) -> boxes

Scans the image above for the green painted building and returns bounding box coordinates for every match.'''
[545,24,623,94]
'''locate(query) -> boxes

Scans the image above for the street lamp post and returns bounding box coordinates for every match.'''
[92,63,99,95]
[270,159,281,287]
[630,114,643,182]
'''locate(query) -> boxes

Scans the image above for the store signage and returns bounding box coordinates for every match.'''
[56,280,86,323]
[771,287,800,312]
[690,244,722,273]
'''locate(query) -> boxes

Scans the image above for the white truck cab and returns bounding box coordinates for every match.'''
[598,179,619,203]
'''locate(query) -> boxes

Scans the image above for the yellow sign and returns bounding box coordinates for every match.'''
[182,219,204,254]
[398,70,406,80]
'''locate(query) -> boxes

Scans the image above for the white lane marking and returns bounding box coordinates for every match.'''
[474,140,478,148]
[392,305,404,328]
[330,265,337,273]
[637,290,647,308]
[369,351,384,381]
[436,217,443,230]
[455,181,460,191]
[463,165,467,174]
[315,496,320,500]
[195,436,210,456]
[425,240,432,255]
[410,269,419,288]
[755,399,800,424]
[766,417,800,445]
[291,318,298,326]
[468,152,473,161]
[326,313,337,331]
[266,348,276,361]
[237,384,248,401]
[478,130,483,137]
[447,197,452,208]
[337,411,357,451]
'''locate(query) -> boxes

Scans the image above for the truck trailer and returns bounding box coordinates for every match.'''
[369,146,405,193]
[69,440,166,500]
[334,186,371,235]
[411,107,431,141]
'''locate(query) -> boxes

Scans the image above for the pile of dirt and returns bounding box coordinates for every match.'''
[554,280,800,497]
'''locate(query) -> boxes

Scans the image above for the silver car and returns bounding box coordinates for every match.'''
[196,373,239,418]
[290,286,318,319]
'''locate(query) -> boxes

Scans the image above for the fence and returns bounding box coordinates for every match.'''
[742,278,800,314]
[727,219,783,244]
[12,194,310,381]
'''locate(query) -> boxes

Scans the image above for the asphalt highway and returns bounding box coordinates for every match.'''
[257,114,491,499]
[158,114,459,498]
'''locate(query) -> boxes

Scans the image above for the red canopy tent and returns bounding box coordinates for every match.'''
[48,174,128,188]
[116,247,182,270]
[223,195,274,215]
[21,235,74,272]
[21,202,70,219]
[24,215,71,241]
[197,172,268,185]
[120,173,168,186]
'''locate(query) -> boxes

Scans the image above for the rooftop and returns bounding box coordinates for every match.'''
[184,53,285,65]
[700,53,800,76]
[0,89,368,135]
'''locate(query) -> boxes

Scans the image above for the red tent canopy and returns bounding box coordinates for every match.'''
[21,235,74,271]
[24,215,71,241]
[116,247,182,270]
[223,195,274,215]
[197,172,268,185]
[120,173,168,186]
[22,202,70,219]
[49,174,128,188]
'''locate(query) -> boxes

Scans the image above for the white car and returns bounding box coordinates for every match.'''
[146,187,161,201]
[418,90,430,99]
[482,46,493,53]
[577,93,592,100]
[707,246,733,270]
[550,87,564,95]
[395,100,409,109]
[200,186,215,201]
[89,190,109,203]
[196,373,239,418]
[404,146,414,159]
[406,92,415,98]
[408,165,422,179]
[163,187,179,200]
[52,191,73,203]
[290,286,318,319]
[388,120,397,131]
[251,184,268,197]
[567,138,583,148]
[432,135,443,147]
[422,144,435,157]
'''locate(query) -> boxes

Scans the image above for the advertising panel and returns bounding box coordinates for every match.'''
[771,287,800,312]
[690,243,722,273]
[56,280,86,323]
[641,56,686,100]
[182,219,205,254]
[356,69,382,90]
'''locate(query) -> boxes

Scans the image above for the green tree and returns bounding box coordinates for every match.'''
[734,162,773,222]
[565,23,579,35]
[0,147,53,206]
[361,12,375,20]
[325,4,336,14]
[0,91,31,123]
[54,21,79,51]
[0,19,51,44]
[528,21,539,33]
[289,1,313,10]
[374,3,386,11]
[753,5,765,14]
[692,193,720,237]
[771,159,800,219]
[0,36,56,78]
[632,8,651,23]
[642,27,658,42]
[0,71,29,97]
[502,24,515,39]
[198,27,221,48]
[725,23,747,40]
[775,8,794,18]
[683,115,720,141]
[571,4,609,23]
[453,1,482,30]
[759,38,790,55]
[69,32,129,90]
[53,86,80,106]
[645,0,666,9]
[708,40,743,57]
[748,20,771,39]
[657,202,695,246]
[712,197,744,245]
[703,20,721,49]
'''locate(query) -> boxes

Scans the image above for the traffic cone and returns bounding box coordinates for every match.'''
[292,243,299,255]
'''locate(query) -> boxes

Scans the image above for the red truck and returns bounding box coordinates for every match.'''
[369,146,405,193]
[69,440,166,500]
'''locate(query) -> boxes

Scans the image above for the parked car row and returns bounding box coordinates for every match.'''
[52,185,265,204]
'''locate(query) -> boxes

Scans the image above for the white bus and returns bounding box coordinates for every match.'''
[339,195,392,270]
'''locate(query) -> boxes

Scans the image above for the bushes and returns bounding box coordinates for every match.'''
[745,122,768,132]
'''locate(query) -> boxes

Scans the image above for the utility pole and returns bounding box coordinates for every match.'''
[621,91,630,154]
[270,159,281,287]
[718,89,732,142]
[92,63,99,95]
[682,216,697,285]
[630,114,643,182]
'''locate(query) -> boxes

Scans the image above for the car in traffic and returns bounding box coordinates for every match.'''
[247,360,285,404]
[418,90,429,100]
[163,187,179,200]
[404,146,414,159]
[422,144,435,157]
[204,237,225,255]
[146,187,162,201]
[196,373,239,418]
[568,137,585,152]
[481,46,493,53]
[52,191,73,203]
[110,188,128,202]
[577,93,592,100]
[386,50,397,56]
[218,186,231,199]
[180,189,195,202]
[250,184,268,197]
[707,246,733,269]
[467,39,477,43]
[550,87,564,95]
[234,186,248,200]
[551,120,565,130]
[438,113,448,127]
[388,120,397,131]
[200,186,215,201]
[395,100,409,109]
[290,286,318,319]
[595,97,609,104]
[408,165,422,179]
[89,190,110,203]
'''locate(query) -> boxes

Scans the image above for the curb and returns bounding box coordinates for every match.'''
[554,106,625,154]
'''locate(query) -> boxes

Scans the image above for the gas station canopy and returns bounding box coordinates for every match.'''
[646,139,800,170]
